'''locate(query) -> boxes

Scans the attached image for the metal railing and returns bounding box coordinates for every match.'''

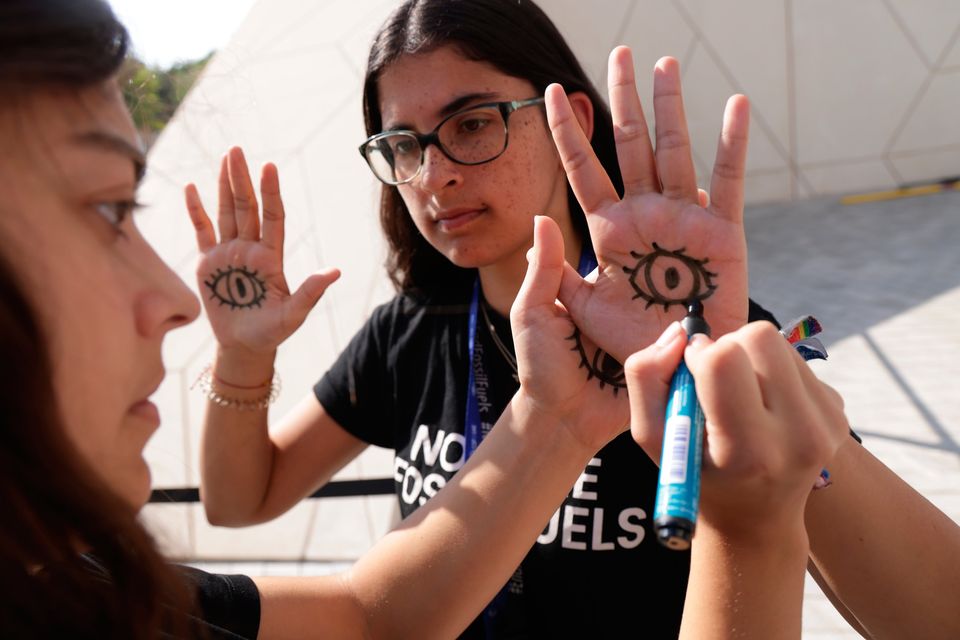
[148,478,394,503]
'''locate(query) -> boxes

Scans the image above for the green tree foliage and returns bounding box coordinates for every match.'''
[120,53,212,142]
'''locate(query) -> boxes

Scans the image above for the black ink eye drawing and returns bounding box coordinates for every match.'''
[205,266,267,310]
[622,243,717,310]
[567,328,626,395]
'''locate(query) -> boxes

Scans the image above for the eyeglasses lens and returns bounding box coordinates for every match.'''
[364,105,508,184]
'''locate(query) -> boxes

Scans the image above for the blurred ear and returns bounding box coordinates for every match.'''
[566,91,595,142]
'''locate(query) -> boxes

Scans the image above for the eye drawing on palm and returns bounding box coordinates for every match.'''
[205,265,268,310]
[622,243,717,310]
[567,328,626,395]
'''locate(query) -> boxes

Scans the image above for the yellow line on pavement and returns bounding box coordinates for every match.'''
[841,179,960,205]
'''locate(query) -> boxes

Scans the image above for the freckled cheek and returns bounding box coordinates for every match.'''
[497,154,551,219]
[397,189,434,235]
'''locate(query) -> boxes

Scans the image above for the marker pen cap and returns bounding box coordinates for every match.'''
[681,300,711,338]
[654,517,693,551]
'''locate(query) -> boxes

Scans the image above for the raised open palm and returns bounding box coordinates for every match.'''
[548,47,750,364]
[511,216,630,451]
[184,147,339,355]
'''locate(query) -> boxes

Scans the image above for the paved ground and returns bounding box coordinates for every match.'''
[191,189,960,638]
[746,187,960,638]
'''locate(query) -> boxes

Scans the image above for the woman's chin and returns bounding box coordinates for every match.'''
[441,244,503,270]
[122,461,153,513]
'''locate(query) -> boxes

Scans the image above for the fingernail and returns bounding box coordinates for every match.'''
[687,333,709,350]
[655,321,683,347]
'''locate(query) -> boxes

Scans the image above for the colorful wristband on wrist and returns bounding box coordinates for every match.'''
[781,315,832,490]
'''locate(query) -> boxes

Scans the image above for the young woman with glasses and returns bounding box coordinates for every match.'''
[192,0,960,638]
[191,1,774,636]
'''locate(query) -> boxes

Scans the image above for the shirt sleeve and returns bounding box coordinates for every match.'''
[177,566,260,639]
[747,297,781,328]
[314,300,395,448]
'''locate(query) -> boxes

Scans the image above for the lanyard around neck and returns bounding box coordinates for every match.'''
[464,241,597,458]
[463,239,597,636]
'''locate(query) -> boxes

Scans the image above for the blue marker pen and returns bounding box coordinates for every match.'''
[654,300,711,551]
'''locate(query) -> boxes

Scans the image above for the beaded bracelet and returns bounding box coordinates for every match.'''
[191,364,281,411]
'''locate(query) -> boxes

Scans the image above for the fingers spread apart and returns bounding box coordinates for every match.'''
[545,83,619,215]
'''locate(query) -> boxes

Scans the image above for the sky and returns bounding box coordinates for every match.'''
[108,0,258,68]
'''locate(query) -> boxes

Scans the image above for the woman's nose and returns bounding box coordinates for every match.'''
[134,241,200,339]
[417,144,463,193]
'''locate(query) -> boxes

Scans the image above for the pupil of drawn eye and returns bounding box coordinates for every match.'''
[665,267,679,290]
[622,243,718,311]
[598,351,621,376]
[567,327,626,395]
[205,266,267,310]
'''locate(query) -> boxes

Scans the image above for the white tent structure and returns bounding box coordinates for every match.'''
[139,0,960,565]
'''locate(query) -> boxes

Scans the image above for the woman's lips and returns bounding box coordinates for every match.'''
[128,399,161,428]
[435,207,485,232]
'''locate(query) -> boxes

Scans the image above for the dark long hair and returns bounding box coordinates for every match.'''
[0,2,195,638]
[363,0,624,294]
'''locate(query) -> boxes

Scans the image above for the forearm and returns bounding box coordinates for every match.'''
[199,347,278,526]
[681,524,808,640]
[346,391,597,639]
[806,438,960,639]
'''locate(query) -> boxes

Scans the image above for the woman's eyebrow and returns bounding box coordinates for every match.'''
[438,92,499,117]
[385,91,500,131]
[72,130,147,183]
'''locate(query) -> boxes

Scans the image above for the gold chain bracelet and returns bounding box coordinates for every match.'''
[191,364,280,411]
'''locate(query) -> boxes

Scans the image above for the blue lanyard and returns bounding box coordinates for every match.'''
[465,241,597,456]
[463,240,597,636]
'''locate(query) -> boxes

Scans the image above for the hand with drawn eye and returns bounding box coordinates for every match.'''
[510,216,630,449]
[185,147,340,356]
[547,46,750,364]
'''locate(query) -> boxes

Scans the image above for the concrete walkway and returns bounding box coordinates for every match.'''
[745,188,960,638]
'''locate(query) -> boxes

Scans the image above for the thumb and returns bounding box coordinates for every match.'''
[679,332,716,373]
[624,321,687,461]
[512,216,565,321]
[283,268,341,328]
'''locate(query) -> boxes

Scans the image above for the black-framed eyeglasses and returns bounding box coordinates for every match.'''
[358,96,546,186]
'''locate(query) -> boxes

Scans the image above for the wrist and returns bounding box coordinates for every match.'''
[510,388,597,460]
[683,511,808,640]
[213,346,277,387]
[696,510,809,557]
[194,361,280,411]
[698,521,810,595]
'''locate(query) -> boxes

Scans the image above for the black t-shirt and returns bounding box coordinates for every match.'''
[315,285,778,639]
[7,556,261,639]
[177,566,261,639]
